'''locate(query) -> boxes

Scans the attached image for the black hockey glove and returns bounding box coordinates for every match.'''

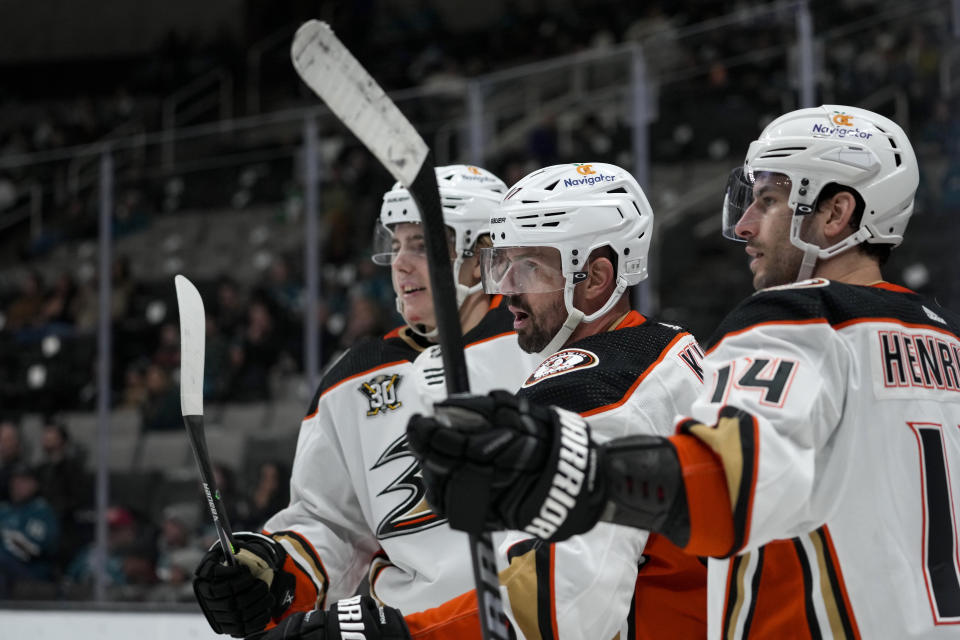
[251,595,411,640]
[194,532,297,638]
[406,389,608,542]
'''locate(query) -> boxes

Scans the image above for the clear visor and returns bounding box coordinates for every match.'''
[480,245,566,295]
[372,223,454,265]
[371,224,409,265]
[721,168,792,241]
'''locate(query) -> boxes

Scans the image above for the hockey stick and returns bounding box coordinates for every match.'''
[175,274,238,565]
[291,20,506,640]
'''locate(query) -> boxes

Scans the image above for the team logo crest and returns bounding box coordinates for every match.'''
[359,373,402,416]
[372,434,444,538]
[522,348,599,388]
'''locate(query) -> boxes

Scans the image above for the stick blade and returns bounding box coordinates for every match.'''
[290,19,429,187]
[175,274,205,417]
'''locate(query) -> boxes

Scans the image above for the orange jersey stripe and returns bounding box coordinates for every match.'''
[315,359,410,404]
[548,544,559,639]
[466,330,516,349]
[832,315,958,336]
[706,318,827,356]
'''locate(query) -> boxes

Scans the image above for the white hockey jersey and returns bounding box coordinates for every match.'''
[675,280,960,639]
[263,296,541,636]
[498,311,708,640]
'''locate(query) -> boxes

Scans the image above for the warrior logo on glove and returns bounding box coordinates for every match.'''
[406,390,608,541]
[522,408,592,539]
[251,594,412,640]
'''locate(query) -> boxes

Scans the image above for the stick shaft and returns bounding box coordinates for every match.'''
[184,414,237,563]
[406,160,508,640]
[291,22,508,639]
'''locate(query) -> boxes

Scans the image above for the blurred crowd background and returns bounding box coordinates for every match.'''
[1,0,958,603]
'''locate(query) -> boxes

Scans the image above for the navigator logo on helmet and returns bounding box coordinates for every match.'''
[482,162,652,358]
[722,104,919,281]
[372,164,507,337]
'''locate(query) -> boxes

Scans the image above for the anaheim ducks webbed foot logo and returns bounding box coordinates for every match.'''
[359,373,402,416]
[372,434,444,539]
[522,348,599,388]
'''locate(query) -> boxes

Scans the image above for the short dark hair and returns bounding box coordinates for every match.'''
[815,183,891,266]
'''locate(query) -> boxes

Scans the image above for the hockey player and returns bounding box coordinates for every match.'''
[408,106,960,638]
[193,165,541,639]
[414,162,708,638]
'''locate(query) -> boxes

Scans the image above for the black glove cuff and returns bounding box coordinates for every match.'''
[599,435,690,547]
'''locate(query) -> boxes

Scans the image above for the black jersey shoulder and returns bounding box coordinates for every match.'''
[305,333,420,413]
[517,319,691,414]
[463,297,517,345]
[706,279,960,350]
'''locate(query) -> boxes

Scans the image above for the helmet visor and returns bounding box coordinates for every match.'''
[371,223,402,265]
[480,246,566,294]
[370,223,430,265]
[371,222,459,265]
[721,168,792,241]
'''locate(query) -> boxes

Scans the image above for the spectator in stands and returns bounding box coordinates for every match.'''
[112,188,149,237]
[140,363,181,431]
[65,505,138,590]
[214,276,246,338]
[70,278,98,333]
[121,359,149,409]
[226,298,279,402]
[337,288,389,350]
[245,460,289,531]
[154,504,200,601]
[111,255,136,323]
[115,541,158,600]
[0,464,60,598]
[5,270,45,333]
[149,547,203,603]
[152,322,180,371]
[203,313,232,402]
[39,272,78,332]
[0,419,25,502]
[263,255,302,315]
[34,420,89,568]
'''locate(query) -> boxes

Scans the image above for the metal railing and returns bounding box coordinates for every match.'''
[161,68,234,169]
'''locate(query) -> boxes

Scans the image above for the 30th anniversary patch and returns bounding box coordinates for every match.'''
[359,373,402,416]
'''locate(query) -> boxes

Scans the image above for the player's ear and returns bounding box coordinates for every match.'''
[585,253,615,301]
[820,191,858,240]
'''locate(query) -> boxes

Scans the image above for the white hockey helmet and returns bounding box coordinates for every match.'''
[482,162,653,356]
[722,104,919,280]
[372,165,507,333]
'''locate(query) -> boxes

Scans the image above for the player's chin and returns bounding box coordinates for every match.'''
[517,327,547,354]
